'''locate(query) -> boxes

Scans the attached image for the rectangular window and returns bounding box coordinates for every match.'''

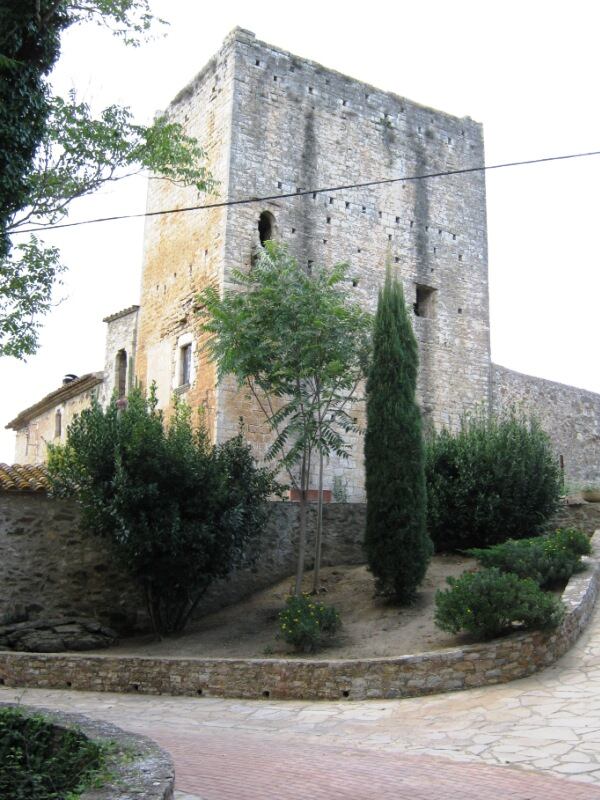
[414,284,436,318]
[180,343,192,386]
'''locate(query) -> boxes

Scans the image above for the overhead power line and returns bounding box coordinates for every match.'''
[11,149,600,235]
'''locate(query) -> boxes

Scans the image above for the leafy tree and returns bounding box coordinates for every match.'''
[48,387,277,636]
[425,408,562,551]
[364,267,432,602]
[1,1,212,358]
[199,243,372,594]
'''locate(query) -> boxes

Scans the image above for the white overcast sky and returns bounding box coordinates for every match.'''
[1,0,599,462]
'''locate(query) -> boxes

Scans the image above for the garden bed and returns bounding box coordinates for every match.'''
[0,532,598,701]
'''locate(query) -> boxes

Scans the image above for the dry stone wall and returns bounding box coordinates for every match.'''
[491,364,600,485]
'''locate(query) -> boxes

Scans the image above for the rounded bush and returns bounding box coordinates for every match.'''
[434,568,564,640]
[278,594,341,653]
[425,409,562,551]
[467,528,591,588]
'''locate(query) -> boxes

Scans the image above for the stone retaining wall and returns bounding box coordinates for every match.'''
[2,491,597,635]
[0,703,174,799]
[1,532,598,701]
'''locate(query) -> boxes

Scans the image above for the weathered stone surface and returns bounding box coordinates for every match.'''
[491,365,600,486]
[1,532,597,702]
[0,617,118,652]
[0,703,174,800]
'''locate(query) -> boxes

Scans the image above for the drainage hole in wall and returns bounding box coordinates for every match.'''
[342,690,350,698]
[262,690,270,698]
[65,681,72,688]
[0,678,4,685]
[131,683,140,692]
[197,688,203,696]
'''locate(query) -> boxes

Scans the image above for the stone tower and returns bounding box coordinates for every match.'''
[134,28,491,500]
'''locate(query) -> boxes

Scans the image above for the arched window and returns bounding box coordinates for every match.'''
[54,409,62,439]
[115,349,127,398]
[258,211,276,246]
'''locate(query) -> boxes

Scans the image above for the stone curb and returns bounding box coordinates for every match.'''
[0,702,175,799]
[1,531,598,702]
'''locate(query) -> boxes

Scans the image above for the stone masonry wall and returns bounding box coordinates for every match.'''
[134,32,239,436]
[13,384,102,466]
[0,494,365,632]
[491,364,600,485]
[0,493,147,631]
[101,307,139,405]
[218,29,491,501]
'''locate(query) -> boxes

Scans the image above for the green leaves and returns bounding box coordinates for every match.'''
[0,3,212,358]
[199,242,372,481]
[48,388,278,635]
[364,266,432,602]
[425,408,562,551]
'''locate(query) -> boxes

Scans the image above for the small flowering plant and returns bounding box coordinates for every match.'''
[278,594,341,653]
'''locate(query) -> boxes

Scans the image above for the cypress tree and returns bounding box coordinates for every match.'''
[364,267,432,602]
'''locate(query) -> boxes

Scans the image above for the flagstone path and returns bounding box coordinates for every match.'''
[3,599,600,798]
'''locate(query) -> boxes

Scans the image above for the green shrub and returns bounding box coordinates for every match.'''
[425,409,561,552]
[278,594,341,653]
[0,707,105,800]
[467,528,591,587]
[48,388,278,636]
[434,568,564,640]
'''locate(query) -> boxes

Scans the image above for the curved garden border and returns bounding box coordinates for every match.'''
[1,531,599,702]
[0,703,174,799]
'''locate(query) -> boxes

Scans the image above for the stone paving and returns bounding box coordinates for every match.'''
[3,599,600,798]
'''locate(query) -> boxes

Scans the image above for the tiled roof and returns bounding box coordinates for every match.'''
[5,372,104,431]
[0,464,49,492]
[102,304,139,323]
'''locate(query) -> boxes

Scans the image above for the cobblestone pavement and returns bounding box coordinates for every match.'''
[3,600,600,798]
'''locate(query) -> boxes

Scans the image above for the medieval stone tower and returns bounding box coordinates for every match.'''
[134,27,492,500]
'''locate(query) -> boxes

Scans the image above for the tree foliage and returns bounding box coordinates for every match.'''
[48,388,277,636]
[364,267,432,602]
[199,242,372,593]
[0,1,212,358]
[425,408,562,552]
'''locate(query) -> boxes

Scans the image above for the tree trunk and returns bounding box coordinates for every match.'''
[294,449,309,595]
[312,451,324,593]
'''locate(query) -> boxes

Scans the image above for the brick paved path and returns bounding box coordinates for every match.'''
[3,598,600,798]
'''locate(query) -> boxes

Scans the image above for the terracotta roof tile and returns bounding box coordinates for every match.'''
[0,464,49,492]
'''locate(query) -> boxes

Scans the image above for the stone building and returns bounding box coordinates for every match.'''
[6,28,600,493]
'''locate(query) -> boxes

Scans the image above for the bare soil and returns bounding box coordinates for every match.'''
[97,555,476,660]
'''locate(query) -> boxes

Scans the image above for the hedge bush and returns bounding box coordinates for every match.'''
[434,568,564,640]
[425,409,561,551]
[278,594,341,653]
[0,707,105,800]
[467,528,591,588]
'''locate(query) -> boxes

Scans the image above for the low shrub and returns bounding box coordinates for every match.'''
[278,594,341,653]
[425,408,562,552]
[467,528,591,588]
[434,568,564,640]
[0,707,105,800]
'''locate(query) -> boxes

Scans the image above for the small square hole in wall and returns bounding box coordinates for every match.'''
[273,75,278,81]
[388,234,392,241]
[414,284,436,318]
[458,254,463,261]
[326,216,331,224]
[345,201,350,209]
[378,210,382,218]
[394,256,400,263]
[291,227,296,233]
[312,192,317,200]
[308,86,314,94]
[362,206,366,213]
[329,197,334,204]
[323,239,327,244]
[458,307,463,314]
[395,216,400,224]
[410,220,414,228]
[277,181,282,189]
[342,99,347,106]
[325,77,330,85]
[452,233,457,240]
[255,59,261,66]
[352,278,358,287]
